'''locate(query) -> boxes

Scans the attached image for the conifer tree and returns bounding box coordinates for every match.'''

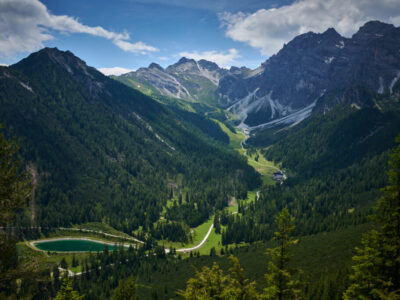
[178,257,258,299]
[0,125,33,290]
[0,125,31,225]
[54,278,84,300]
[344,135,400,299]
[262,208,302,300]
[177,262,229,299]
[224,255,258,300]
[111,275,136,300]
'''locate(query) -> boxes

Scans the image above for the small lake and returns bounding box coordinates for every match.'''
[33,239,118,252]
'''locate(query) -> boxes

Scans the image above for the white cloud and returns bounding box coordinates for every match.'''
[220,0,400,55]
[0,0,158,58]
[178,48,240,67]
[158,56,168,61]
[113,40,158,54]
[98,67,134,76]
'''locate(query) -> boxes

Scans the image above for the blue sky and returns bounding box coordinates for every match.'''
[42,0,272,70]
[1,0,399,75]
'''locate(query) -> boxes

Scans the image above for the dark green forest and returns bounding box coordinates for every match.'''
[0,49,259,237]
[221,96,400,245]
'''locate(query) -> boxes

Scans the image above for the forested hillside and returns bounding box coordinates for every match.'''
[0,48,260,234]
[222,87,400,244]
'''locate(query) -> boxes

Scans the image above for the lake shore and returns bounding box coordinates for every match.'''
[29,237,133,253]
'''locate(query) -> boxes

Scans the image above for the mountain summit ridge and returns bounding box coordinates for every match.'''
[122,56,229,104]
[115,20,400,131]
[217,20,400,130]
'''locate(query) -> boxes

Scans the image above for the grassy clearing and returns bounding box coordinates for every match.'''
[46,253,90,273]
[72,222,134,239]
[245,150,280,185]
[227,191,258,215]
[227,198,238,214]
[17,241,46,262]
[214,119,280,186]
[158,218,215,251]
[213,119,245,150]
[197,229,222,255]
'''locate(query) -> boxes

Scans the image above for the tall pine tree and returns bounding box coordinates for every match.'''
[177,257,258,299]
[262,208,302,300]
[344,135,400,299]
[111,275,136,300]
[0,125,33,292]
[54,278,84,300]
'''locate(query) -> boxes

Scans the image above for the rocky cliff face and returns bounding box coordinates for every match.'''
[122,57,228,104]
[217,21,400,130]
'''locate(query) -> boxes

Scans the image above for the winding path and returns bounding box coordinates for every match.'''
[176,223,214,253]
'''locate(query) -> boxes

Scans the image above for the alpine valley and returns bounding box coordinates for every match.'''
[1,20,400,300]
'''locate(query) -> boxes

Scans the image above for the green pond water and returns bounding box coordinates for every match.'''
[34,239,117,252]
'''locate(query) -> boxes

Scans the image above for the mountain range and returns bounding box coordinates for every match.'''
[118,21,400,132]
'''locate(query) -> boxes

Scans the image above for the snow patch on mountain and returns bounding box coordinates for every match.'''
[19,81,34,93]
[324,57,335,64]
[248,99,318,131]
[378,77,384,94]
[227,88,259,125]
[389,71,400,93]
[228,89,303,132]
[336,40,345,48]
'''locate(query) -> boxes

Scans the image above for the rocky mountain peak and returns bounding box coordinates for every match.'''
[353,20,395,39]
[166,57,199,73]
[24,47,92,78]
[148,62,164,71]
[176,57,196,65]
[198,59,219,71]
[322,27,341,39]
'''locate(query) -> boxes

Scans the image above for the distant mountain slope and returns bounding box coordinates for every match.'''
[0,48,260,231]
[217,20,400,129]
[116,21,400,132]
[119,57,229,106]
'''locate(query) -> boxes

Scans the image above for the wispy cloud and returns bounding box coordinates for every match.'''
[179,49,240,67]
[98,67,134,76]
[130,0,279,13]
[0,0,158,58]
[220,0,400,55]
[113,40,158,55]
